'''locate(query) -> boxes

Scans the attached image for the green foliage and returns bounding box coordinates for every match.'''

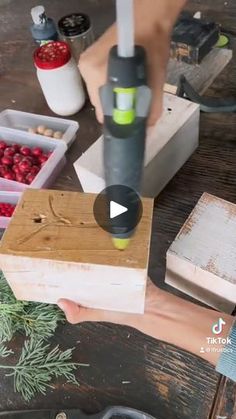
[0,302,25,343]
[0,271,65,343]
[0,344,13,358]
[0,272,86,401]
[0,271,17,304]
[0,339,88,401]
[21,302,65,340]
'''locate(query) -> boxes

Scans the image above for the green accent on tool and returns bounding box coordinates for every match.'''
[113,108,136,125]
[114,87,137,94]
[112,238,131,251]
[113,87,137,125]
[216,34,229,48]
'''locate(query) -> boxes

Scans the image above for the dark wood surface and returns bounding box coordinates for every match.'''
[0,0,236,418]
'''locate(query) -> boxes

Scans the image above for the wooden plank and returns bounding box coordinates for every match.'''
[74,94,200,198]
[165,48,232,95]
[0,188,153,313]
[186,1,236,35]
[0,322,220,419]
[210,375,236,419]
[165,193,236,313]
[0,0,233,417]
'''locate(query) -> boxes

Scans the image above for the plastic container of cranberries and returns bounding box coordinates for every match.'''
[0,127,66,192]
[0,109,79,148]
[0,191,21,229]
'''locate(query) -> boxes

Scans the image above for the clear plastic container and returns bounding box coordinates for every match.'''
[0,109,79,148]
[0,127,66,192]
[0,191,21,229]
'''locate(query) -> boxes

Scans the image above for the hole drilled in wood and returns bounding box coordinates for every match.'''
[33,217,42,224]
[167,107,172,112]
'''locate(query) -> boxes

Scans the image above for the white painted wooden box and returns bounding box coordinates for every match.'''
[74,93,200,198]
[165,193,236,314]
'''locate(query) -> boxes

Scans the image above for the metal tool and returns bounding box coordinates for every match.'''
[0,406,158,419]
[99,0,152,250]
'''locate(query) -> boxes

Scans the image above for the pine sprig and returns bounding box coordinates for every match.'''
[0,302,26,343]
[0,272,65,342]
[0,272,87,402]
[0,339,89,401]
[0,344,13,358]
[19,303,65,340]
[0,271,16,304]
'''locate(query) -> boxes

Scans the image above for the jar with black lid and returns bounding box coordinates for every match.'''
[58,13,94,61]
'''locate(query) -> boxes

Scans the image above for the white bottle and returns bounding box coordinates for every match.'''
[34,41,85,116]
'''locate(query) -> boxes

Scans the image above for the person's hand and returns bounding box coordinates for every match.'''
[57,279,159,329]
[58,277,235,368]
[79,22,171,126]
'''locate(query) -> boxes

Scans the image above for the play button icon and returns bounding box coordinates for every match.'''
[93,185,143,235]
[110,201,128,219]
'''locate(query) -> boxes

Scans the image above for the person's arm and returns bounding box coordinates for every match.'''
[79,0,187,125]
[58,280,235,368]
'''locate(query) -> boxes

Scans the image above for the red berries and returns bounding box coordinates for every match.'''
[3,171,16,181]
[0,202,16,218]
[32,147,43,157]
[15,173,25,183]
[38,154,48,165]
[26,173,36,184]
[19,158,32,173]
[0,141,50,185]
[4,147,15,157]
[0,141,7,150]
[0,165,8,176]
[20,146,31,156]
[1,156,13,166]
[13,153,23,164]
[31,165,40,175]
[12,144,20,152]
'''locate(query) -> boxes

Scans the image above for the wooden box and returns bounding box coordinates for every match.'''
[165,193,236,314]
[0,189,154,313]
[74,93,200,198]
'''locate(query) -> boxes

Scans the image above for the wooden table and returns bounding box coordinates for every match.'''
[0,0,236,418]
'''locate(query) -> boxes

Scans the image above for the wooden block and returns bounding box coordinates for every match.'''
[74,93,200,198]
[165,47,232,95]
[165,193,236,314]
[0,189,153,313]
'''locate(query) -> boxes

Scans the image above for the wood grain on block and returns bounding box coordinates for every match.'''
[165,193,236,313]
[0,189,153,313]
[74,93,200,197]
[165,48,232,95]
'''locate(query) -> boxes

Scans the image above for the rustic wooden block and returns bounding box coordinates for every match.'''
[74,93,200,198]
[0,189,153,313]
[165,193,236,313]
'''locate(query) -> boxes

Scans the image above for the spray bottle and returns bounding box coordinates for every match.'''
[30,5,58,45]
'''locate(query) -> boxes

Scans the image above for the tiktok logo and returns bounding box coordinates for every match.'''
[212,318,226,335]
